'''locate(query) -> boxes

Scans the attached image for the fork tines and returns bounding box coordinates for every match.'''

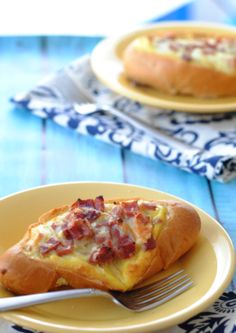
[111,269,193,312]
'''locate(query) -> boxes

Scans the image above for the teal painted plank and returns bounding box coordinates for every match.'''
[210,180,235,287]
[44,36,103,70]
[46,36,103,56]
[44,121,124,183]
[0,37,44,93]
[0,37,43,197]
[39,36,124,184]
[210,179,236,228]
[123,150,215,216]
[0,107,42,197]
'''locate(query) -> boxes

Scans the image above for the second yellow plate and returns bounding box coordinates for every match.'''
[91,22,236,113]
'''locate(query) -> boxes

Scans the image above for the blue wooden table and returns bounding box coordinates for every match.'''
[0,33,235,331]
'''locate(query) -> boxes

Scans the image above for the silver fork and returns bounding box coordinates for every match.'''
[0,269,193,312]
[46,72,202,156]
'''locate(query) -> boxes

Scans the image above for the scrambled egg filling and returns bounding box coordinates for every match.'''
[24,200,166,261]
[132,35,236,74]
[23,200,167,289]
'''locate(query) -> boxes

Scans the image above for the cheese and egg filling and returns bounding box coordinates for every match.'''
[132,35,236,74]
[23,200,166,262]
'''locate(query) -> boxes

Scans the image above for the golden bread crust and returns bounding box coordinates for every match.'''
[0,244,58,294]
[123,39,236,98]
[0,198,201,294]
[140,200,201,281]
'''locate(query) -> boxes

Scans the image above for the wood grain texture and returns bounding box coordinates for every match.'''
[39,36,123,184]
[0,37,43,196]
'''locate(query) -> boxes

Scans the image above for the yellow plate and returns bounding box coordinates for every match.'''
[0,182,235,333]
[91,22,236,113]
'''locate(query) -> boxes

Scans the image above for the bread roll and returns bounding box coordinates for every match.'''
[0,196,201,295]
[122,33,236,98]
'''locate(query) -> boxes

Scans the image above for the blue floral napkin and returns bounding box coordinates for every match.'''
[11,56,236,182]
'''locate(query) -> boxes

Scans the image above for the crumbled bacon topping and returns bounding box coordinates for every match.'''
[75,198,95,209]
[69,208,101,224]
[40,237,61,255]
[134,213,152,242]
[55,241,73,256]
[110,224,135,259]
[73,196,105,212]
[139,201,157,210]
[84,210,101,222]
[121,200,139,217]
[151,34,236,68]
[110,205,123,220]
[93,223,112,247]
[40,237,73,256]
[63,219,93,240]
[37,197,159,262]
[94,196,105,211]
[89,246,114,264]
[144,237,156,250]
[115,234,136,259]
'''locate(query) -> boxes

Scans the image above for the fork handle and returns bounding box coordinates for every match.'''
[0,289,107,312]
[101,105,202,156]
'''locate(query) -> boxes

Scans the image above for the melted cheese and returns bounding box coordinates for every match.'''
[24,200,167,261]
[22,200,169,289]
[132,35,236,74]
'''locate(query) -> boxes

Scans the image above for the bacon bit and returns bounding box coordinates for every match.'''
[40,237,61,255]
[71,200,81,210]
[94,224,112,247]
[134,213,152,242]
[51,222,58,231]
[94,196,105,211]
[215,36,223,44]
[139,201,157,211]
[89,246,114,264]
[95,234,109,245]
[56,241,74,256]
[182,53,192,61]
[76,198,95,208]
[169,43,179,52]
[202,48,215,55]
[74,210,86,219]
[69,208,100,223]
[73,196,105,212]
[185,45,197,52]
[163,32,176,40]
[144,237,156,250]
[63,220,93,240]
[85,210,101,222]
[109,219,123,227]
[110,205,124,223]
[115,234,135,259]
[110,224,135,259]
[51,220,70,233]
[136,213,150,225]
[110,223,121,241]
[121,201,139,217]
